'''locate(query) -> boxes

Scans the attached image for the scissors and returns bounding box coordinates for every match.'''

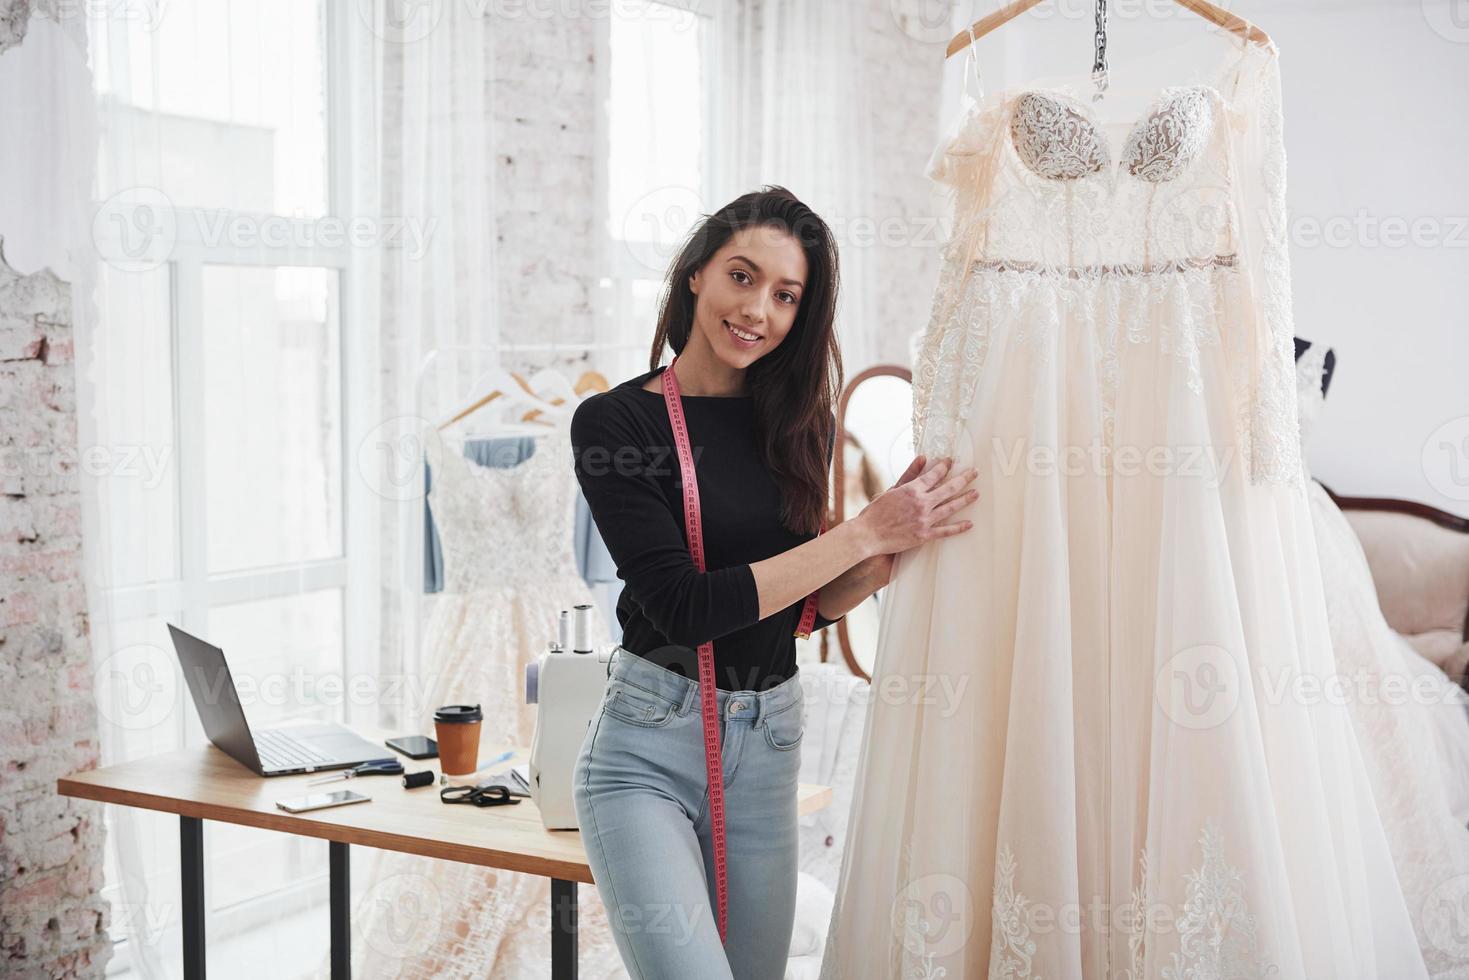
[308,758,405,785]
[439,784,521,808]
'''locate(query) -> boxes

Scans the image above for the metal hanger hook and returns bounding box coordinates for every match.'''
[1091,0,1110,102]
[963,21,984,101]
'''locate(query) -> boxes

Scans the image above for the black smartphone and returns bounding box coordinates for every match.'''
[385,734,438,760]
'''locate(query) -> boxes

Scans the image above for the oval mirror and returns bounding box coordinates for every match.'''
[830,366,914,681]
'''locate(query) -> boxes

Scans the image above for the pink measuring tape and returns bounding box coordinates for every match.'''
[660,353,821,942]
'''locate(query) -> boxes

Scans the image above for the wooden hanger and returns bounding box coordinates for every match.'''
[438,367,611,432]
[515,370,611,423]
[575,370,610,396]
[946,0,1271,59]
[438,370,547,432]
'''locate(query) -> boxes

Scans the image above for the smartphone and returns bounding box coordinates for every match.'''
[275,789,371,814]
[385,734,438,760]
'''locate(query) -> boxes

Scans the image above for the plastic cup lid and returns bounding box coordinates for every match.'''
[433,703,483,724]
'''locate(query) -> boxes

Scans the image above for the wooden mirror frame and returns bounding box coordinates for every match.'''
[824,364,913,682]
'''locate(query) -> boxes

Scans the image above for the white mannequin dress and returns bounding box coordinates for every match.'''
[344,426,627,980]
[822,37,1430,979]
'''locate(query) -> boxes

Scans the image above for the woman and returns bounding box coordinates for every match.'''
[569,186,979,979]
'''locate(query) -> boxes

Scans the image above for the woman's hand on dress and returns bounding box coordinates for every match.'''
[853,455,978,557]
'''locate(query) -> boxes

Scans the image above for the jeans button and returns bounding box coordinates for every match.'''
[729,701,745,714]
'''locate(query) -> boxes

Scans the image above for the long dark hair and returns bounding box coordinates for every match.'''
[649,186,842,536]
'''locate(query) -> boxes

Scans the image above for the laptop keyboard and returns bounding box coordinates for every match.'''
[256,728,335,770]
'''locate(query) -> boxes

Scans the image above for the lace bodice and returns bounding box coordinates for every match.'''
[428,427,583,593]
[1009,86,1214,185]
[915,38,1302,486]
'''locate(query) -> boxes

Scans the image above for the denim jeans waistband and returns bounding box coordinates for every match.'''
[609,647,802,725]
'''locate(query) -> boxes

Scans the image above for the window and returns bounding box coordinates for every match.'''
[89,0,368,961]
[601,0,725,376]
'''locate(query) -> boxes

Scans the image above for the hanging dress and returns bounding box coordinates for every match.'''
[822,36,1430,979]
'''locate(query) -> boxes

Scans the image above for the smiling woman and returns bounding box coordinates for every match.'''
[568,186,977,977]
[644,186,843,537]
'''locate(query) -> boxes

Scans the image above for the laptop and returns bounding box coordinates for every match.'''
[167,624,395,776]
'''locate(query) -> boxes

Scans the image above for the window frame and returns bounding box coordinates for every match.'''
[89,1,382,956]
[91,3,374,695]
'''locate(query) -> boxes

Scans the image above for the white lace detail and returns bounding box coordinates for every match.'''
[1123,89,1214,183]
[912,260,1245,463]
[1243,46,1304,487]
[1009,87,1212,185]
[913,43,1303,487]
[988,844,1041,980]
[984,822,1278,979]
[1123,848,1152,980]
[1010,93,1109,181]
[1161,820,1279,980]
[888,840,966,979]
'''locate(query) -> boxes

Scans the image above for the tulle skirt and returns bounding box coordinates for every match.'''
[822,267,1430,978]
[1307,479,1469,980]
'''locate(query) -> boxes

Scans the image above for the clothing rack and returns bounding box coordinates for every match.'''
[404,341,646,697]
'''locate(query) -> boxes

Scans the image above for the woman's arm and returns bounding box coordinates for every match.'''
[573,396,970,646]
[747,518,879,621]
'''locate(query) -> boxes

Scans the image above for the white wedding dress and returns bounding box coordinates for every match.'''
[822,36,1431,978]
[341,426,628,980]
[1297,346,1469,980]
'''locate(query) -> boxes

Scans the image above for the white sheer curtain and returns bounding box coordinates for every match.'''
[720,0,879,373]
[47,1,425,974]
[65,0,517,971]
[346,0,505,733]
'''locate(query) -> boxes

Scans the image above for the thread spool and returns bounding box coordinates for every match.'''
[572,604,594,654]
[402,770,435,789]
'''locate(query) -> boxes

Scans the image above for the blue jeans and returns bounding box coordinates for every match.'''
[573,648,804,980]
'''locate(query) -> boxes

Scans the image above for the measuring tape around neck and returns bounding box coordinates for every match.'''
[659,353,821,942]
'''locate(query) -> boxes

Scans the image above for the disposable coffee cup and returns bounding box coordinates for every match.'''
[434,704,483,775]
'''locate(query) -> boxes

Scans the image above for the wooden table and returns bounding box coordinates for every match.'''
[56,725,832,979]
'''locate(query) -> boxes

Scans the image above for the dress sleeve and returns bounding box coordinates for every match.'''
[924,87,1008,192]
[914,87,1011,458]
[1225,39,1303,486]
[570,396,761,648]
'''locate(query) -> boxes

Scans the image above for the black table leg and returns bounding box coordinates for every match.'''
[180,815,205,979]
[330,841,350,979]
[551,878,578,980]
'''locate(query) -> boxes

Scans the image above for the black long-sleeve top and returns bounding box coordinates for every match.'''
[570,365,843,692]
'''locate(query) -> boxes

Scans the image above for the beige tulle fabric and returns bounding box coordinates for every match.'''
[1297,347,1469,980]
[822,37,1432,979]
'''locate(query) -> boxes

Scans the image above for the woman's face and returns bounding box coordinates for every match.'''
[688,224,808,369]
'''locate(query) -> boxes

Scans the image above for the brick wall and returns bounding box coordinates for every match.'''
[0,241,111,976]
